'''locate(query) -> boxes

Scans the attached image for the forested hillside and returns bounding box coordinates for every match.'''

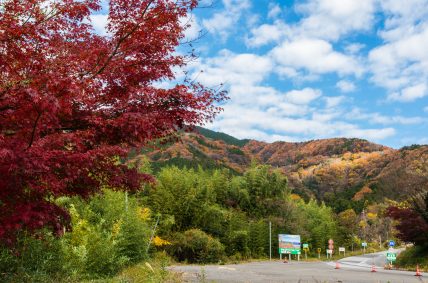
[133,128,428,213]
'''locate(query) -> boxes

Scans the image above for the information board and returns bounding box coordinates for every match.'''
[278,234,301,255]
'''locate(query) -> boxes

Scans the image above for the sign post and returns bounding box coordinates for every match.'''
[303,243,309,260]
[328,239,334,258]
[389,240,395,247]
[339,247,345,256]
[386,252,397,264]
[278,234,301,261]
[362,242,367,254]
[326,249,333,259]
[317,248,321,259]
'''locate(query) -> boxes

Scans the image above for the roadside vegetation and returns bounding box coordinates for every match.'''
[387,190,428,271]
[395,245,428,271]
[0,160,401,282]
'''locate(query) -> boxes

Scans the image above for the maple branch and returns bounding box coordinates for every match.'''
[27,111,42,149]
[91,0,155,78]
[0,105,14,112]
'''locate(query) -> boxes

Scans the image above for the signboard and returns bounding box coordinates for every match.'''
[279,234,301,255]
[389,240,395,247]
[339,247,345,252]
[317,248,321,253]
[327,249,333,254]
[328,239,334,251]
[362,242,368,247]
[303,243,309,249]
[386,252,397,262]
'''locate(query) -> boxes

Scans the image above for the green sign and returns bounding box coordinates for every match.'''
[279,248,301,254]
[386,253,397,262]
[303,243,309,249]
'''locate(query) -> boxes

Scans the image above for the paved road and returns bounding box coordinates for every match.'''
[333,249,398,270]
[170,250,427,283]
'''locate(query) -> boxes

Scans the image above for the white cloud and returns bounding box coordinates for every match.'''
[193,50,382,142]
[312,110,343,122]
[336,80,356,93]
[222,0,250,10]
[247,0,376,47]
[325,96,345,108]
[368,3,428,101]
[424,106,428,112]
[180,14,202,41]
[246,0,376,48]
[210,105,396,142]
[268,3,281,19]
[246,22,286,47]
[202,0,250,40]
[202,12,234,40]
[345,43,365,54]
[194,50,272,87]
[341,127,396,141]
[285,88,321,105]
[379,0,428,41]
[346,108,425,125]
[293,0,377,41]
[388,83,428,102]
[271,38,363,76]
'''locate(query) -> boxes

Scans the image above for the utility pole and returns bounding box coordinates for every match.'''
[269,221,272,261]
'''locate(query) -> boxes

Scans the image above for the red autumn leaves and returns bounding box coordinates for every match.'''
[0,0,225,243]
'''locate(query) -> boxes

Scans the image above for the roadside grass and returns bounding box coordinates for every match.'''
[394,245,428,272]
[81,252,183,283]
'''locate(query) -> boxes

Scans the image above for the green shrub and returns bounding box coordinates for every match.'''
[0,232,65,282]
[227,230,250,258]
[170,229,225,263]
[396,245,428,271]
[60,190,151,279]
[227,147,245,155]
[115,214,150,263]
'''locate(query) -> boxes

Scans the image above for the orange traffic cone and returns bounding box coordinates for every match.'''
[415,264,422,277]
[335,261,340,269]
[371,265,377,272]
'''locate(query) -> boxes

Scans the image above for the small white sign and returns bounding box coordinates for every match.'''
[339,247,345,252]
[327,249,333,254]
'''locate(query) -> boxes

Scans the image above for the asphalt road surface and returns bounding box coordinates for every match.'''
[170,250,428,283]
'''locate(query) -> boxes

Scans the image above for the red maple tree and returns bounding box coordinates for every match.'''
[0,0,225,243]
[386,191,428,245]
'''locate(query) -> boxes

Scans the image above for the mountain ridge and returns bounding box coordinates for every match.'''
[134,127,428,212]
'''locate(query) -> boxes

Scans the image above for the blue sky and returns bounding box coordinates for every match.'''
[93,0,428,148]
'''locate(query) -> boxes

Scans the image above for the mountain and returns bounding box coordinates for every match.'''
[134,128,428,211]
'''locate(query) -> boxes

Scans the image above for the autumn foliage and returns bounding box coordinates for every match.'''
[386,200,428,246]
[0,0,225,243]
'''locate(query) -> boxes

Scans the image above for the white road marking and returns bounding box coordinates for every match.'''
[218,266,236,271]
